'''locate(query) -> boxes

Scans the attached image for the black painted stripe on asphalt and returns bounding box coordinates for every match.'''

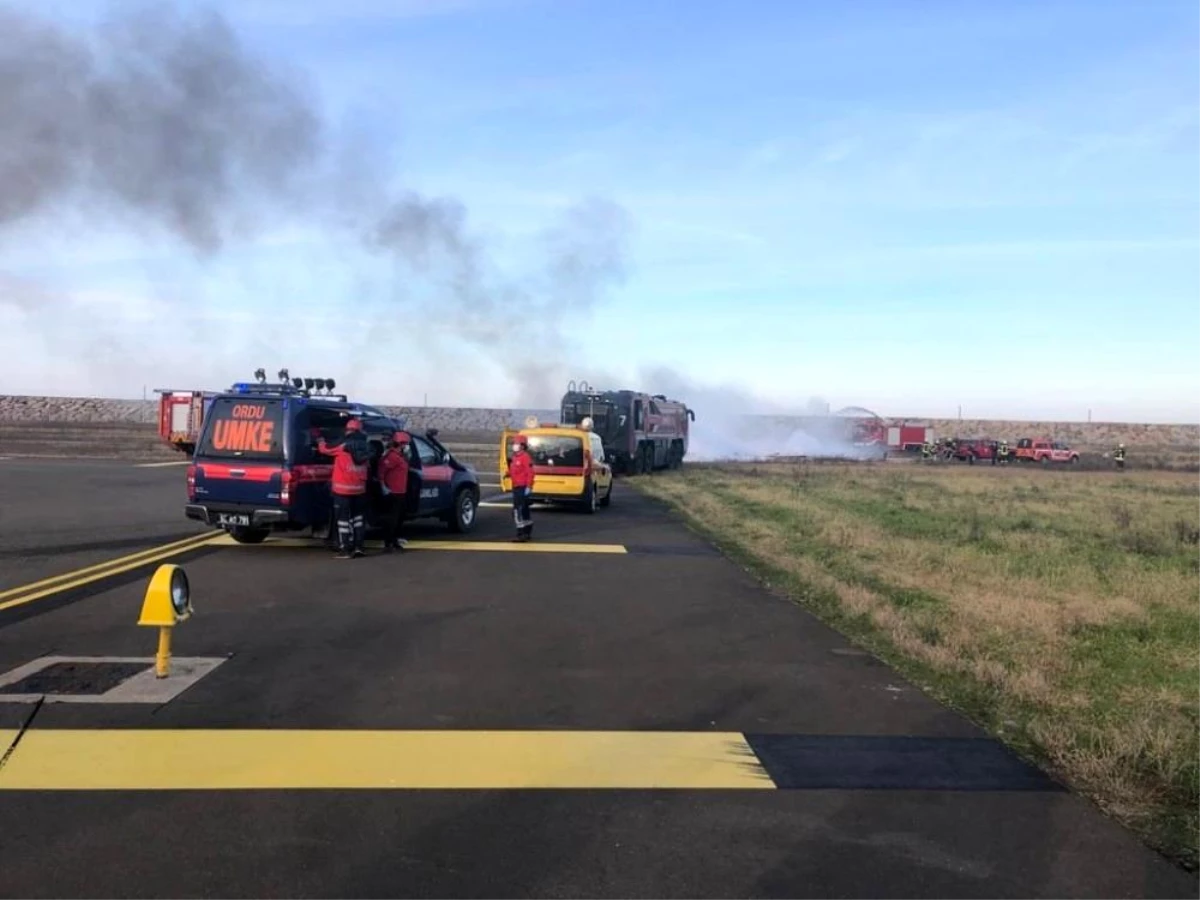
[743,734,1064,791]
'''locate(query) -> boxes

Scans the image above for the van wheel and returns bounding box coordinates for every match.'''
[582,482,598,514]
[448,487,478,533]
[229,526,269,544]
[599,481,612,507]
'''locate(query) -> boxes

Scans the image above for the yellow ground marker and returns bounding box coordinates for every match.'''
[0,730,774,790]
[209,535,627,554]
[0,533,222,612]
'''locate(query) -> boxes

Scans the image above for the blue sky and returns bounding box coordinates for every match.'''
[2,0,1197,421]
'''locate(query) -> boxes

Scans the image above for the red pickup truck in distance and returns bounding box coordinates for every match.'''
[1015,438,1080,465]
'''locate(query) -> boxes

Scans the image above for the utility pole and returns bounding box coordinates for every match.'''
[1088,408,1092,423]
[957,404,962,421]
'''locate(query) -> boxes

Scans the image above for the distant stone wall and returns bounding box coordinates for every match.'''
[747,414,1198,449]
[0,395,1195,448]
[917,418,1197,449]
[0,395,557,433]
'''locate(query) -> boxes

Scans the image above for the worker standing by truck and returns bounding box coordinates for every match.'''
[509,436,536,542]
[316,418,370,559]
[1113,443,1127,471]
[377,431,411,552]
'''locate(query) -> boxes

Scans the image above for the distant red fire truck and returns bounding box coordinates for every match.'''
[155,388,218,455]
[836,407,933,455]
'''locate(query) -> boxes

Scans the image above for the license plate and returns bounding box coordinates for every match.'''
[216,513,251,526]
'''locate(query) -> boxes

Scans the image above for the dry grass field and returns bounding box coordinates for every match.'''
[634,461,1199,869]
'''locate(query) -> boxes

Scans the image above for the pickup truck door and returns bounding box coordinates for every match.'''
[410,435,452,515]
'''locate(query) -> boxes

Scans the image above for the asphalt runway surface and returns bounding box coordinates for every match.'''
[0,457,1194,898]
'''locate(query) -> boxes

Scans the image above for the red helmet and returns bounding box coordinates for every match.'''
[345,418,362,432]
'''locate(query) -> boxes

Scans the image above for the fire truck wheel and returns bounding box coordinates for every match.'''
[229,526,270,544]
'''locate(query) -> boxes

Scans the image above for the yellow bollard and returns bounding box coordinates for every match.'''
[155,626,173,678]
[138,564,192,680]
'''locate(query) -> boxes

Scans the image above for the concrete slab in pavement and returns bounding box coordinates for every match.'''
[0,462,1193,897]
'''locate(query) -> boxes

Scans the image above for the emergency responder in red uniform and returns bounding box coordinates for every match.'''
[377,431,411,552]
[509,436,536,542]
[317,418,370,558]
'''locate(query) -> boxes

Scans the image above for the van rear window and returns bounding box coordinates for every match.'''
[526,434,584,468]
[198,398,285,459]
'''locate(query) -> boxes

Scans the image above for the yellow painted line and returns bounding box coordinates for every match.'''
[0,533,222,612]
[134,460,191,468]
[0,730,774,790]
[0,532,219,603]
[208,535,627,554]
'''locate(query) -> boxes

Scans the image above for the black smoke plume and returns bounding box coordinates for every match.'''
[0,3,631,404]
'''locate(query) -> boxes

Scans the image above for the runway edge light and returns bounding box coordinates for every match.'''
[137,564,193,678]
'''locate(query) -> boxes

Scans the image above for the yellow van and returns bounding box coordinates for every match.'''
[499,418,614,513]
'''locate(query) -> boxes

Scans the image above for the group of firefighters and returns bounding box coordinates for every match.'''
[919,438,1128,469]
[313,421,539,558]
[314,419,412,559]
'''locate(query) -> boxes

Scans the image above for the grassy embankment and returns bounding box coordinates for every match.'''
[633,461,1199,869]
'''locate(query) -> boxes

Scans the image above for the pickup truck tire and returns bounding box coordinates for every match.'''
[229,526,270,544]
[448,487,478,533]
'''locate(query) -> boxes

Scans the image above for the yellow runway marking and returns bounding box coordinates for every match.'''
[209,535,627,554]
[0,532,222,612]
[0,730,773,790]
[134,460,191,468]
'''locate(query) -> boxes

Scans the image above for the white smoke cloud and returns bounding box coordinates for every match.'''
[636,365,869,461]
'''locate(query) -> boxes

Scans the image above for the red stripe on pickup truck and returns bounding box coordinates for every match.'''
[289,464,333,484]
[198,463,279,482]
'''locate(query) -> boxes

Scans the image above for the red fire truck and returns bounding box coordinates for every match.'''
[886,422,934,453]
[155,389,218,455]
[560,381,693,474]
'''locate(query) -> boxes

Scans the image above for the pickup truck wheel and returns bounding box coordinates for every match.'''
[229,526,269,544]
[1041,456,1050,466]
[448,487,478,533]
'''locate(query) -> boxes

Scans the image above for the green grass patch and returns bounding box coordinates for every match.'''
[634,462,1200,870]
